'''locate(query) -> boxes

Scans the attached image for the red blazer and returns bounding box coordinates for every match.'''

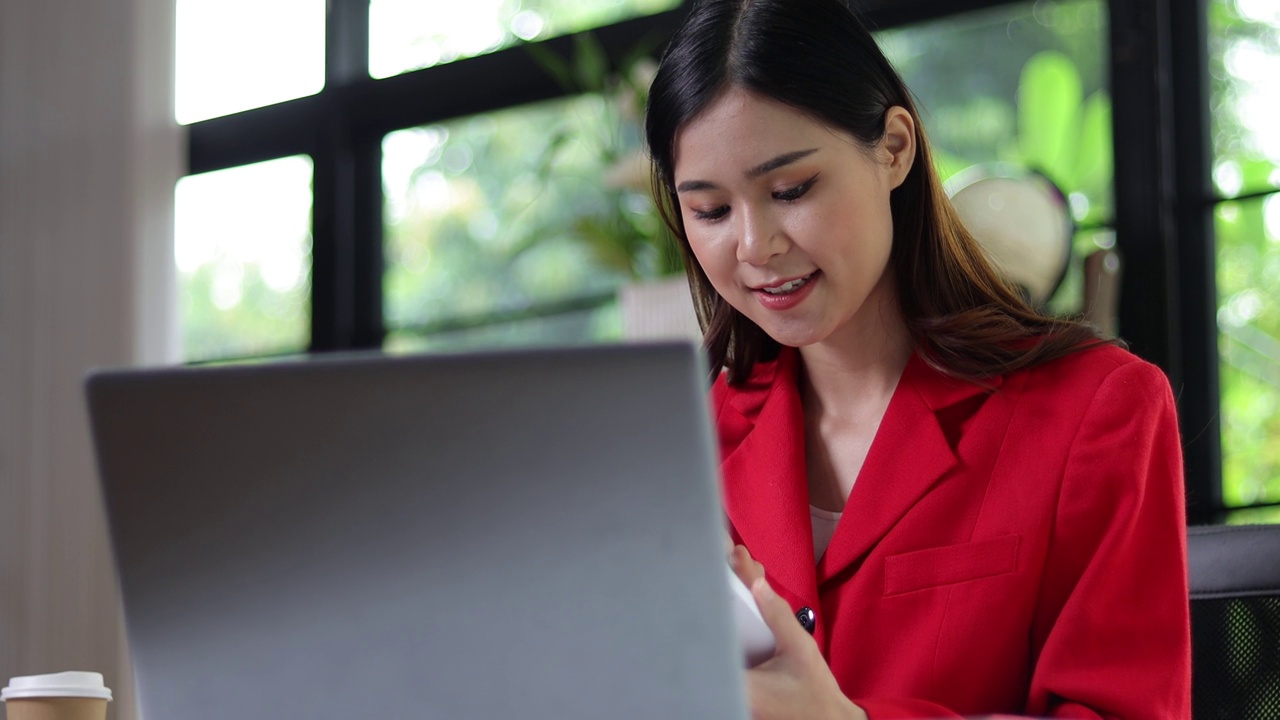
[714,344,1191,719]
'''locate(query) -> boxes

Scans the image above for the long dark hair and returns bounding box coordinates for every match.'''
[645,0,1111,386]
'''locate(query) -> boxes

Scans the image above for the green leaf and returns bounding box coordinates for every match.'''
[1018,50,1083,187]
[533,129,572,180]
[1071,90,1113,199]
[523,41,577,94]
[1240,157,1280,196]
[573,215,637,276]
[572,32,610,93]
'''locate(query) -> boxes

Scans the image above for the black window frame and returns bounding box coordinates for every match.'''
[185,0,1230,522]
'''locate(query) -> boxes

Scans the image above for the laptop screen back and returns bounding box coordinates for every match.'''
[87,342,746,720]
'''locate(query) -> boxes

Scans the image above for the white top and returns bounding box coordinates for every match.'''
[811,505,843,560]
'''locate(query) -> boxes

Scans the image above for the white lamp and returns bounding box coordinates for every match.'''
[946,164,1074,306]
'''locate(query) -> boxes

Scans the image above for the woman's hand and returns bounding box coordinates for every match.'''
[729,546,868,720]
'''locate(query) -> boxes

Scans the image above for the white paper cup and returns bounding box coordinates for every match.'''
[2,672,111,720]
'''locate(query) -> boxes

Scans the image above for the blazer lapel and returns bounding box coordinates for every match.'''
[817,354,1001,586]
[714,350,1002,606]
[717,349,819,610]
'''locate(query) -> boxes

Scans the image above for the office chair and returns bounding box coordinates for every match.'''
[1188,523,1280,720]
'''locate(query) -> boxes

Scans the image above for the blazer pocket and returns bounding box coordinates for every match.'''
[884,535,1020,597]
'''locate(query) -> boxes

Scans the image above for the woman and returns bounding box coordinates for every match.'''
[644,0,1191,718]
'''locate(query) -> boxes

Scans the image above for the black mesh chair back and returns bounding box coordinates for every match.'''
[1188,524,1280,720]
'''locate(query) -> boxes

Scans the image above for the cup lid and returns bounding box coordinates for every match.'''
[2,672,112,701]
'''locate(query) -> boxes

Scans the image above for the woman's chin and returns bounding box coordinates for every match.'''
[757,322,826,349]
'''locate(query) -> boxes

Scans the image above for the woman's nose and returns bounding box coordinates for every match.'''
[736,207,787,265]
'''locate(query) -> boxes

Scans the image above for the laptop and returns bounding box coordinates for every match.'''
[86,341,749,720]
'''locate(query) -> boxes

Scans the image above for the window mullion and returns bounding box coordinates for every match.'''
[1109,0,1178,379]
[1168,0,1222,522]
[327,0,369,86]
[312,0,381,351]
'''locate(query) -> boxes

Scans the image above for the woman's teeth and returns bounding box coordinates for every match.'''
[762,273,814,295]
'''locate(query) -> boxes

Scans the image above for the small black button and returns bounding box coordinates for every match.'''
[796,606,816,634]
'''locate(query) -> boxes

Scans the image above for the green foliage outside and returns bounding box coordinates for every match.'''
[381,94,641,345]
[382,18,678,349]
[1209,0,1280,509]
[525,31,684,280]
[181,261,311,361]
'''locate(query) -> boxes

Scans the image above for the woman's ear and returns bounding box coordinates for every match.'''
[880,106,916,190]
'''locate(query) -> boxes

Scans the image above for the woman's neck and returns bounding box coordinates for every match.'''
[797,287,913,512]
[797,287,913,421]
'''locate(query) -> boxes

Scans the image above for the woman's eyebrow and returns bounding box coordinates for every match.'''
[675,147,819,193]
[746,148,818,179]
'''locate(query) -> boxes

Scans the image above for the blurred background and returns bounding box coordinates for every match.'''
[174,0,1278,519]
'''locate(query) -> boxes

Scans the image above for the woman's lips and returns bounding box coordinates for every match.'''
[753,271,819,311]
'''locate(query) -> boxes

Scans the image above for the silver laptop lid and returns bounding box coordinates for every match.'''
[87,342,746,720]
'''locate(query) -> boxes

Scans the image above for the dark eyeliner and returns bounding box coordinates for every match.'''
[775,174,819,201]
[693,205,730,221]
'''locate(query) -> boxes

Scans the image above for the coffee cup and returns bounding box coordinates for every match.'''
[2,672,112,720]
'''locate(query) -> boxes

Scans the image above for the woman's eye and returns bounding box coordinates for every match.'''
[774,176,818,202]
[693,205,730,221]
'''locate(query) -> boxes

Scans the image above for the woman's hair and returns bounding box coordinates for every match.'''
[644,0,1112,386]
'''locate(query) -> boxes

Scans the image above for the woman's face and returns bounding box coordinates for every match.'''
[672,86,914,350]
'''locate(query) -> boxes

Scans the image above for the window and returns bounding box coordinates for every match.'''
[175,156,314,361]
[182,0,684,358]
[369,0,680,78]
[179,0,1249,523]
[1208,0,1280,519]
[175,0,325,124]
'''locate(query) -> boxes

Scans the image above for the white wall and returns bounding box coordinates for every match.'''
[0,0,181,718]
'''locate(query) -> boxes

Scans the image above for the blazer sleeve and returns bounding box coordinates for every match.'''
[856,360,1191,720]
[1025,359,1191,719]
